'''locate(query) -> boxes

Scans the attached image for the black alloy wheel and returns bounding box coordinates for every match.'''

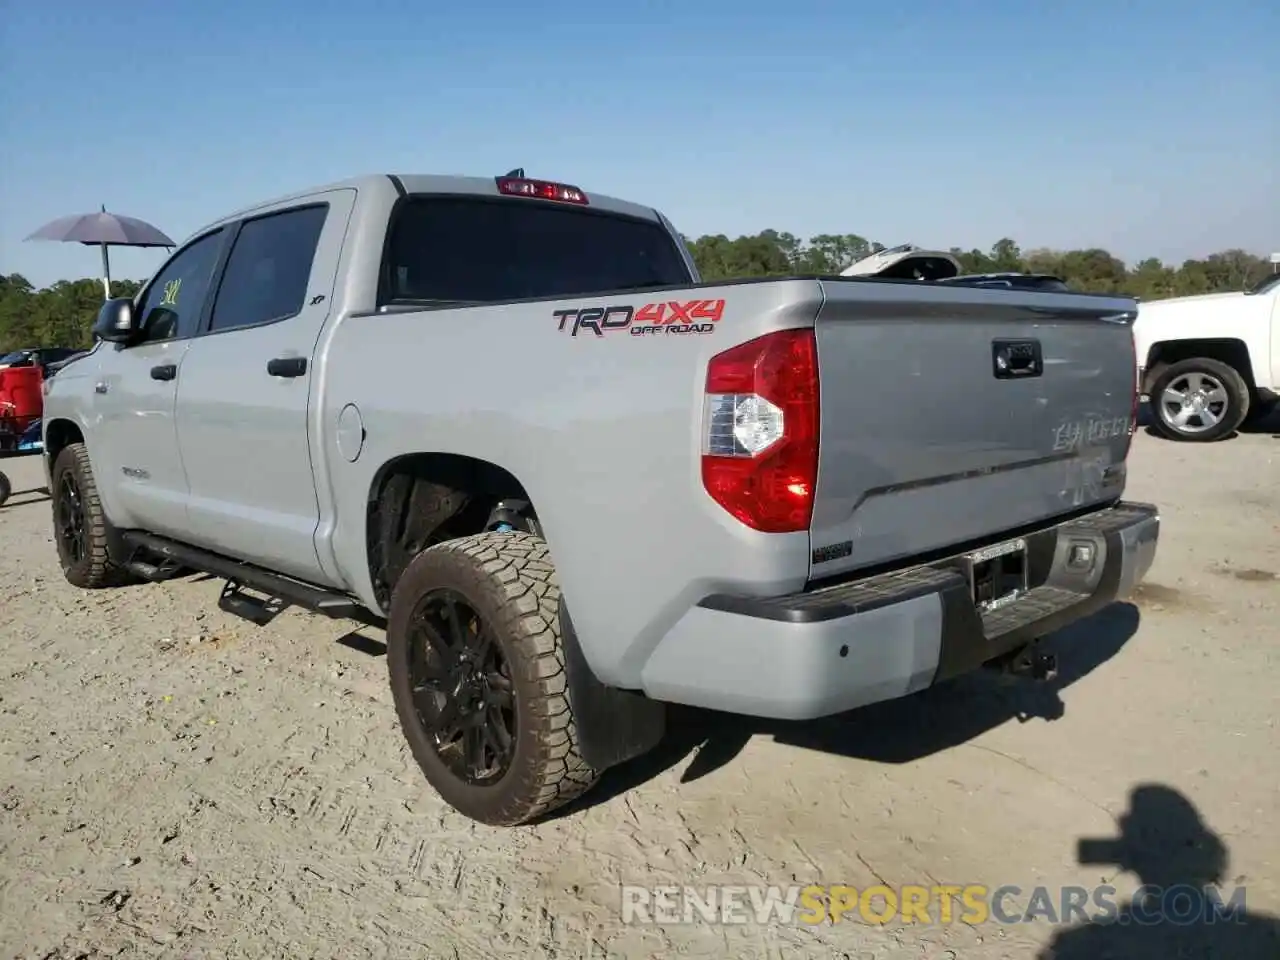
[407,588,516,784]
[56,470,87,566]
[49,443,132,588]
[386,530,600,826]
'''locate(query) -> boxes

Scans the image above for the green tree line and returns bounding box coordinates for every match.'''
[2,235,1273,352]
[1,275,142,354]
[684,232,1274,299]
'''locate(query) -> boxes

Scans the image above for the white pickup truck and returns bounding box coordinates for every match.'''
[1134,272,1280,441]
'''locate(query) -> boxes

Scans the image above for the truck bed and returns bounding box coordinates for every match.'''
[341,273,1137,586]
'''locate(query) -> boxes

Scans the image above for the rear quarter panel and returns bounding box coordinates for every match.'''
[320,281,821,688]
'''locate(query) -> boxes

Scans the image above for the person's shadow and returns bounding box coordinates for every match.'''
[1039,784,1280,959]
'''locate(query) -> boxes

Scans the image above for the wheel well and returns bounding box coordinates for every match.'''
[365,453,536,610]
[43,419,84,467]
[1143,339,1255,395]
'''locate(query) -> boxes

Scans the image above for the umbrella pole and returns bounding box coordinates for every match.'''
[100,243,112,299]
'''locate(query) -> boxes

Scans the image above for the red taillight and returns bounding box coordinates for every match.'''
[701,329,819,533]
[495,176,589,205]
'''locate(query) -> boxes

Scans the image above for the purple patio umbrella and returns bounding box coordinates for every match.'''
[25,205,175,299]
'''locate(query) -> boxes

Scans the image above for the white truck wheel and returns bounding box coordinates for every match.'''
[1148,358,1251,442]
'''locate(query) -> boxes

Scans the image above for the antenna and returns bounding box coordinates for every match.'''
[505,168,525,179]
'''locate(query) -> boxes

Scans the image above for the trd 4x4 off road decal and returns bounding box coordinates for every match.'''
[554,299,726,338]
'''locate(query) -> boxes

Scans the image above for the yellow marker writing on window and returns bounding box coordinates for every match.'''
[160,278,182,307]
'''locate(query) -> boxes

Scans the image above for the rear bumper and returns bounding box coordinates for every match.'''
[638,501,1159,719]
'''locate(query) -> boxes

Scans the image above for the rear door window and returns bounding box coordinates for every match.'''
[209,205,329,333]
[381,196,692,304]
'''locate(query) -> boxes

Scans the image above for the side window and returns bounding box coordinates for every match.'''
[134,229,224,344]
[208,205,328,334]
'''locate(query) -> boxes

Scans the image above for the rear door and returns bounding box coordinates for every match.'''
[808,279,1138,580]
[173,189,355,585]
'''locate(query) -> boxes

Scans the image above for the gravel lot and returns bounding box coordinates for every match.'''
[2,418,1278,959]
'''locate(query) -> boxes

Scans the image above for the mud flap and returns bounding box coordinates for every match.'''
[559,597,666,772]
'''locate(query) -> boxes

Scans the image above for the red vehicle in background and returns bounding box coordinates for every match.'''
[0,348,80,504]
[0,363,45,454]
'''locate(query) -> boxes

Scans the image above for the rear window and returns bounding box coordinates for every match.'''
[381,196,692,304]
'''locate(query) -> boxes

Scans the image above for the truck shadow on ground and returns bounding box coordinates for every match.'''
[1036,783,1279,959]
[1247,407,1280,438]
[567,601,1141,817]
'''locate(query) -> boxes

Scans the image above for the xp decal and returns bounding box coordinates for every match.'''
[555,299,726,338]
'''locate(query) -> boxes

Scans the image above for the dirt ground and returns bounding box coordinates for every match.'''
[2,417,1278,960]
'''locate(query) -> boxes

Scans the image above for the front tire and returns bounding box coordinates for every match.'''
[387,531,598,826]
[1148,358,1250,442]
[0,470,10,507]
[51,443,131,588]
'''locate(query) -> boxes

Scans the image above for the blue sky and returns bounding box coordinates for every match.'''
[2,0,1276,288]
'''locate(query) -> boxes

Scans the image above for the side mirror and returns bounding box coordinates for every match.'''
[92,298,141,344]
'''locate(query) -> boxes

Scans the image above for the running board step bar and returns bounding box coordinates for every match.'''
[120,531,365,624]
[218,580,290,626]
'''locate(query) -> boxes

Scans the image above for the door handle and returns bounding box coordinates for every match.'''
[94,382,109,395]
[267,356,307,378]
[150,364,177,381]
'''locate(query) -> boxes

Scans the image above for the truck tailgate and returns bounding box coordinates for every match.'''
[808,279,1138,580]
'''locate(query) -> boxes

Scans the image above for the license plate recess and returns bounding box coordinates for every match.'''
[962,538,1028,612]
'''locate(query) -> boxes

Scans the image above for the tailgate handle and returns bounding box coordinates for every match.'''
[992,339,1043,379]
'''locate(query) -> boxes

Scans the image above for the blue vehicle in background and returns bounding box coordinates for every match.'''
[0,419,42,506]
[0,420,39,506]
[18,419,42,453]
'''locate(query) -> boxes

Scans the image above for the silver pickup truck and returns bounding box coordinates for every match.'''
[41,172,1159,826]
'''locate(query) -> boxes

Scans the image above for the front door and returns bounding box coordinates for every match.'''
[174,190,355,586]
[91,228,227,539]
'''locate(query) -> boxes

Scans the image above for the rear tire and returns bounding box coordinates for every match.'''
[387,530,599,826]
[51,443,132,588]
[0,470,10,507]
[1148,358,1250,442]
